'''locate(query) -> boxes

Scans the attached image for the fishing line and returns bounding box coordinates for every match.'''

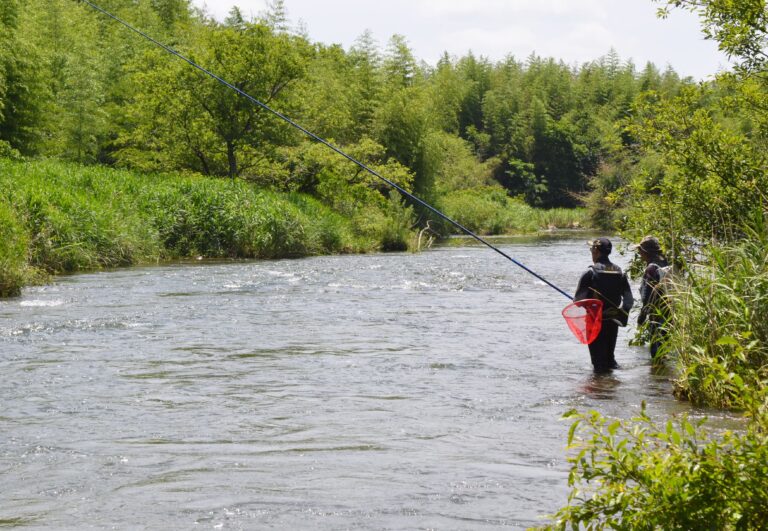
[79,0,574,300]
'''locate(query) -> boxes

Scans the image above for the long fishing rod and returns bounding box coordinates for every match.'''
[79,0,574,300]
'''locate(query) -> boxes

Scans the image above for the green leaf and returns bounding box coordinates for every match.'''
[716,336,740,346]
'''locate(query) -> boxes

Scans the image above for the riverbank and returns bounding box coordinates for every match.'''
[0,158,590,297]
[0,158,378,297]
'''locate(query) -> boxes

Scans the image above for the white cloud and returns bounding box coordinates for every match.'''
[557,22,616,59]
[413,0,605,18]
[439,26,539,58]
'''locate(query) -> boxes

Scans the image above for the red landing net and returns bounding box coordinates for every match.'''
[562,299,603,345]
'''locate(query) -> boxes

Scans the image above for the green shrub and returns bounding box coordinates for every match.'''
[539,403,768,530]
[440,187,536,234]
[137,180,357,259]
[0,157,411,295]
[0,201,30,297]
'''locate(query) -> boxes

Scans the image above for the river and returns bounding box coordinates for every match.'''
[1,236,706,529]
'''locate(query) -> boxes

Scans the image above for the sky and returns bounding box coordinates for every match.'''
[190,0,732,81]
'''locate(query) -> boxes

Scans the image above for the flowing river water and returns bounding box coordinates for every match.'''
[1,235,716,529]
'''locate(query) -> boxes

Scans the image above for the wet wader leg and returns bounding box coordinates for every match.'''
[649,321,667,359]
[588,320,619,372]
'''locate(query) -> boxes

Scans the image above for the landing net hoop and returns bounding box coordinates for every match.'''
[562,299,603,345]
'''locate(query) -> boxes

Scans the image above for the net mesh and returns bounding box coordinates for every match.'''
[562,299,603,344]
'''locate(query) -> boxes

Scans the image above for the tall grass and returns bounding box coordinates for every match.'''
[0,158,394,296]
[439,187,589,235]
[665,223,768,409]
[0,201,30,297]
[533,207,589,231]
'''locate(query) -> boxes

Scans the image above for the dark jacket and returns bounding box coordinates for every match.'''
[574,257,634,325]
[639,256,670,325]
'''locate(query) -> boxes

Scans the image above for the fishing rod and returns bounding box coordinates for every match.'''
[79,0,574,301]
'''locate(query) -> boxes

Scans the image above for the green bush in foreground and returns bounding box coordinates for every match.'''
[538,403,768,530]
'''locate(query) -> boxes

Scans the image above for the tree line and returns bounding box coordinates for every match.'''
[1,0,691,216]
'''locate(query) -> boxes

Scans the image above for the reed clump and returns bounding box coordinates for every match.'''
[439,186,589,235]
[665,227,768,410]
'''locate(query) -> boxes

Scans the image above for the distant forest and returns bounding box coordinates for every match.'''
[0,0,693,212]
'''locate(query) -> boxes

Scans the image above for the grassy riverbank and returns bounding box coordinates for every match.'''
[438,187,587,235]
[0,158,588,297]
[0,158,401,296]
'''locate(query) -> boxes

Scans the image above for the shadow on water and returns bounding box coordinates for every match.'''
[580,372,622,400]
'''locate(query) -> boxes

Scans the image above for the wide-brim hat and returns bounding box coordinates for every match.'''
[631,235,662,253]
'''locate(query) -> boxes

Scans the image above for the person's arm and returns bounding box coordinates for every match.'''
[621,274,634,316]
[641,263,660,305]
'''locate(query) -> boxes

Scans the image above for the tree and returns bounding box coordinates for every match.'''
[616,1,768,246]
[383,35,418,88]
[348,30,384,137]
[118,19,312,179]
[150,0,191,31]
[292,44,356,144]
[22,0,111,162]
[262,0,290,33]
[456,52,492,136]
[0,0,47,155]
[426,53,469,135]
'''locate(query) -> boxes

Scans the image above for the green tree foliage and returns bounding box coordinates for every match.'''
[455,52,493,137]
[540,403,768,530]
[624,81,768,247]
[24,0,109,162]
[660,0,768,75]
[383,34,419,88]
[0,0,47,155]
[346,30,384,137]
[278,136,413,214]
[118,15,312,179]
[292,44,357,143]
[616,3,768,251]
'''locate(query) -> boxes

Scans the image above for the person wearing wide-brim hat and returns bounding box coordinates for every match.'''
[574,237,634,372]
[632,236,670,358]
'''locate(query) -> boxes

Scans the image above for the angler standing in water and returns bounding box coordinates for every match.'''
[574,238,634,372]
[634,236,670,359]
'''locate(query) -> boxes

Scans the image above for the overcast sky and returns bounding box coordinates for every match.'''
[190,0,731,81]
